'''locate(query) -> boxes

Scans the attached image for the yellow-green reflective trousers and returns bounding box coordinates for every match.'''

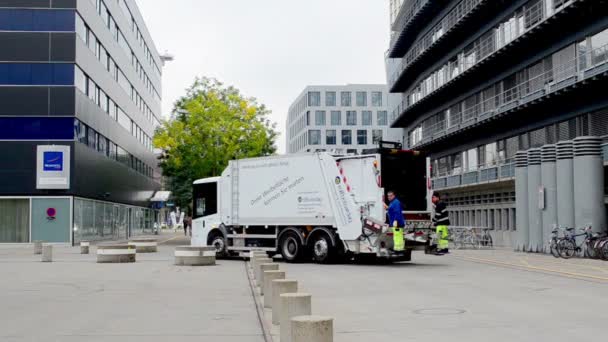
[393,227,405,251]
[436,225,449,249]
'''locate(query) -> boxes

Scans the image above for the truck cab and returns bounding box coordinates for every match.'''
[191,177,224,251]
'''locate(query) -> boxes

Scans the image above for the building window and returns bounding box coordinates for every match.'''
[315,111,326,126]
[342,130,352,145]
[346,111,357,126]
[590,28,608,66]
[356,91,367,106]
[372,129,383,144]
[331,111,341,126]
[362,111,372,126]
[326,130,337,145]
[341,91,352,106]
[308,91,321,106]
[308,130,321,145]
[325,91,336,106]
[371,91,383,107]
[0,8,76,32]
[357,130,368,145]
[0,63,74,86]
[306,111,310,126]
[377,111,388,125]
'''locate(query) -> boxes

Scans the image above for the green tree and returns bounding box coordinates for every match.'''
[155,77,277,208]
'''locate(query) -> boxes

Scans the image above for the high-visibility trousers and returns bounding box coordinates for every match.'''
[393,227,405,251]
[436,225,449,250]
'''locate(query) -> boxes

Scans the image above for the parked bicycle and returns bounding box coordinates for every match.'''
[556,226,596,259]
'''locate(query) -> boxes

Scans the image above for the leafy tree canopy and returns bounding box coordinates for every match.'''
[154,77,277,209]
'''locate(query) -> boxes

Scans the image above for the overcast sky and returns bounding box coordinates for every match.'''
[135,0,391,153]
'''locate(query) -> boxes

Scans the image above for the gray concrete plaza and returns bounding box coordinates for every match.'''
[0,233,263,342]
[1,233,607,342]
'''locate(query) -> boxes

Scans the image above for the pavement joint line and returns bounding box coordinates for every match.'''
[245,261,274,342]
[158,236,180,245]
[518,256,608,275]
[455,255,608,283]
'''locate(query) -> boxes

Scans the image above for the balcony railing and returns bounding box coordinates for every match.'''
[411,41,608,148]
[432,159,515,190]
[389,0,431,54]
[389,0,487,89]
[391,0,578,122]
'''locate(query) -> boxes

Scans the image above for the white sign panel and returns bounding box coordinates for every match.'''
[36,145,71,190]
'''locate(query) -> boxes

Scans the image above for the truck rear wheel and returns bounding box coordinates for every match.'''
[280,231,304,263]
[311,234,335,264]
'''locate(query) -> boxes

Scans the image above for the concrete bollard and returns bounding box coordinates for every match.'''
[280,293,312,342]
[97,244,136,263]
[41,244,53,262]
[254,258,273,282]
[263,270,286,306]
[174,246,215,266]
[252,256,271,273]
[291,315,333,342]
[250,250,267,259]
[258,263,279,290]
[80,241,90,254]
[33,241,43,255]
[272,280,298,324]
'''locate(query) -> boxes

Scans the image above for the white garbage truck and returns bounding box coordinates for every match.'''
[192,142,433,263]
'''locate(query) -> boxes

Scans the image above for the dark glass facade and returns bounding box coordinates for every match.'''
[0,0,162,243]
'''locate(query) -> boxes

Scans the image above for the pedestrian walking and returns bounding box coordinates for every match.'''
[432,193,450,255]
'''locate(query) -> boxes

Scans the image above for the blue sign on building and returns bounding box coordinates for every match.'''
[43,151,63,171]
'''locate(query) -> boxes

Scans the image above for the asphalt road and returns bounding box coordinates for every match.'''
[268,250,608,342]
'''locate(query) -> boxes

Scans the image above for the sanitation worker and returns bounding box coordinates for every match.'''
[385,190,405,251]
[432,193,450,254]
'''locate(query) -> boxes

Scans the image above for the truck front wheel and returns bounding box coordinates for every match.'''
[209,233,228,258]
[280,231,304,263]
[311,234,335,264]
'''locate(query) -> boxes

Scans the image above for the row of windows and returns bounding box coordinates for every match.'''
[307,129,383,146]
[75,14,157,127]
[0,8,75,32]
[307,91,384,107]
[75,66,153,151]
[89,0,161,79]
[430,110,607,177]
[289,110,388,140]
[75,119,154,179]
[113,0,162,78]
[80,2,161,104]
[402,0,570,110]
[408,27,608,148]
[0,63,73,86]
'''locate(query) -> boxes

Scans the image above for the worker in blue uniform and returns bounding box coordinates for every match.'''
[385,190,406,251]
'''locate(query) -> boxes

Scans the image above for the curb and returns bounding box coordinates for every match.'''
[245,261,274,342]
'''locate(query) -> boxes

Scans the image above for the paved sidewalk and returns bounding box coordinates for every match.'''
[0,233,263,342]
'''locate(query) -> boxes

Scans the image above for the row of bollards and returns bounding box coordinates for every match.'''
[249,250,334,342]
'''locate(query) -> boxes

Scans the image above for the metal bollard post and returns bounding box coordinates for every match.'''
[80,241,90,254]
[41,244,53,262]
[291,315,333,342]
[34,241,43,255]
[279,293,312,342]
[272,280,298,324]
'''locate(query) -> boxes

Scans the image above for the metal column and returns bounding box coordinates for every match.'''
[556,141,575,230]
[573,137,606,233]
[540,144,557,253]
[514,151,529,252]
[527,148,543,253]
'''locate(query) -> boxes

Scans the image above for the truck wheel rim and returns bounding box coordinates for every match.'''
[314,239,328,259]
[213,237,225,252]
[283,237,298,258]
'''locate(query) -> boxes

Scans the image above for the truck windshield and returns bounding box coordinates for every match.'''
[193,182,217,219]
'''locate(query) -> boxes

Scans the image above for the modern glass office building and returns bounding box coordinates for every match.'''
[387,0,608,246]
[0,0,163,244]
